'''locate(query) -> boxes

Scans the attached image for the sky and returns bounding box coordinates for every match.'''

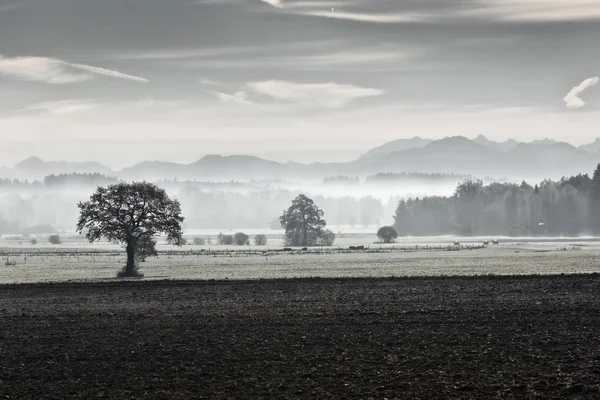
[0,0,599,168]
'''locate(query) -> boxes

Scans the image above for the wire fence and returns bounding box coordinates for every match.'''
[1,243,487,266]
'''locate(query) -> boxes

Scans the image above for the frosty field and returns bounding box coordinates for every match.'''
[1,236,600,284]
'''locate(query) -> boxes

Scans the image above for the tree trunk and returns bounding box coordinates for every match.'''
[124,240,136,276]
[303,228,308,247]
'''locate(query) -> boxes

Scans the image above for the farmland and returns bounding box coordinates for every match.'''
[2,275,600,399]
[2,236,600,398]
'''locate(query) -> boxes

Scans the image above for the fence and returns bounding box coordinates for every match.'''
[0,243,487,265]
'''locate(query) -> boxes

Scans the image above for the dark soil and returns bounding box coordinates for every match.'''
[1,275,600,399]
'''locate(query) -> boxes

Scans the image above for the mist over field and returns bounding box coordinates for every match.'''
[1,135,600,239]
[0,172,462,235]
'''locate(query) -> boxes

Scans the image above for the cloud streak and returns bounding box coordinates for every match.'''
[260,0,283,8]
[297,10,425,23]
[464,0,600,22]
[0,55,148,84]
[258,0,600,23]
[215,91,254,105]
[246,80,383,108]
[12,100,99,116]
[181,44,417,72]
[257,0,426,23]
[564,77,599,109]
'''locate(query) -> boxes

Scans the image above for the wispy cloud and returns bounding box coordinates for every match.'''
[0,55,148,84]
[297,10,426,23]
[464,0,600,22]
[564,77,599,109]
[246,80,383,108]
[200,77,224,86]
[17,100,99,115]
[110,46,256,61]
[215,90,254,105]
[182,44,416,72]
[260,0,283,8]
[282,1,348,9]
[257,0,426,23]
[258,0,600,23]
[0,55,91,84]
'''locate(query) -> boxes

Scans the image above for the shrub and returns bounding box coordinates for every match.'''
[218,233,234,246]
[30,238,38,245]
[234,232,250,246]
[193,237,206,246]
[283,230,319,247]
[254,234,268,246]
[48,235,62,245]
[318,229,336,246]
[167,237,187,246]
[135,236,158,263]
[377,226,398,243]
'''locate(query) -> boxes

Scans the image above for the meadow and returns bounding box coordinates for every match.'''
[1,234,599,284]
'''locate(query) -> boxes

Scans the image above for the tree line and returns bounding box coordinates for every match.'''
[322,172,496,185]
[393,166,600,237]
[0,173,118,189]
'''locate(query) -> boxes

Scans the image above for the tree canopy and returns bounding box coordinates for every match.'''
[377,226,398,243]
[76,182,184,276]
[280,194,327,246]
[392,165,600,237]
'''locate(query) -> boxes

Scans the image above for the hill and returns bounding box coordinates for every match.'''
[580,138,600,153]
[2,136,600,183]
[13,157,113,179]
[473,135,520,152]
[358,137,432,160]
[353,136,501,175]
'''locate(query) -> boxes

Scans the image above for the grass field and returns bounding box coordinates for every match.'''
[1,236,599,284]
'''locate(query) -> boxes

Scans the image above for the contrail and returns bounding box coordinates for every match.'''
[66,61,149,83]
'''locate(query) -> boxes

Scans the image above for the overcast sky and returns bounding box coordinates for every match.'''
[1,0,599,167]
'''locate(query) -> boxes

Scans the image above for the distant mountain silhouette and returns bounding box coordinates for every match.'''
[358,136,433,159]
[189,155,302,179]
[13,157,113,179]
[579,138,600,153]
[473,135,520,152]
[353,136,499,175]
[526,138,560,146]
[4,136,600,182]
[117,155,311,181]
[355,136,598,179]
[507,142,590,173]
[117,161,189,181]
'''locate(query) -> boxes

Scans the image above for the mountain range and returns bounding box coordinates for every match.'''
[3,136,600,182]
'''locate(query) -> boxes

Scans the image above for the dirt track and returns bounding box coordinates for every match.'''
[1,275,600,399]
